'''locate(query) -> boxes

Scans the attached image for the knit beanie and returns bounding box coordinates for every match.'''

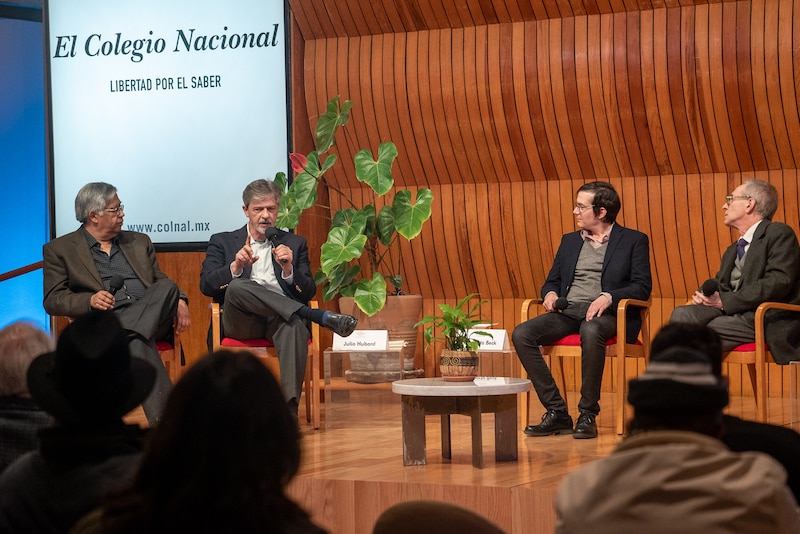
[627,346,729,415]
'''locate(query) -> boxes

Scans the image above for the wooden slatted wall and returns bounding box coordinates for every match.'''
[286,0,800,396]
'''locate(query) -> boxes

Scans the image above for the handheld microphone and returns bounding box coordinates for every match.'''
[264,227,288,264]
[700,279,719,296]
[109,275,125,295]
[554,297,569,312]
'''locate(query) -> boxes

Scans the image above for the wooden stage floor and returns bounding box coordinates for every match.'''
[126,387,799,533]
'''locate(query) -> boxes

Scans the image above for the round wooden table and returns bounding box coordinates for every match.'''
[392,377,531,468]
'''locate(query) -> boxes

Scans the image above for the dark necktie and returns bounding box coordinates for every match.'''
[737,238,748,260]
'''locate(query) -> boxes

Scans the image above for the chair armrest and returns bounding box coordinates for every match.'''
[308,300,320,351]
[210,302,222,351]
[754,301,800,349]
[615,298,651,348]
[520,298,543,323]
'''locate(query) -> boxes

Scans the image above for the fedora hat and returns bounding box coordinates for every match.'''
[27,311,156,424]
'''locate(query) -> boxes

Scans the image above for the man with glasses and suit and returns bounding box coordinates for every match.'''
[42,182,190,426]
[670,179,800,364]
[512,181,652,439]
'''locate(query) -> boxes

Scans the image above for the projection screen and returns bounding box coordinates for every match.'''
[44,0,289,249]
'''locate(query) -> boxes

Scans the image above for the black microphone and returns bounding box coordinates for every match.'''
[700,279,719,296]
[109,275,125,295]
[264,227,288,264]
[554,297,569,312]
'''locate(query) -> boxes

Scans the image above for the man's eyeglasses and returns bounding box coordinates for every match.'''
[574,204,594,212]
[725,195,751,205]
[104,204,124,214]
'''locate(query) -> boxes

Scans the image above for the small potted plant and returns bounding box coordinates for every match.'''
[415,294,493,381]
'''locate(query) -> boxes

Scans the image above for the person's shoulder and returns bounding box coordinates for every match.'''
[44,229,81,249]
[762,220,798,237]
[280,230,307,245]
[118,230,152,243]
[0,449,44,486]
[614,225,648,239]
[208,226,247,241]
[723,414,800,444]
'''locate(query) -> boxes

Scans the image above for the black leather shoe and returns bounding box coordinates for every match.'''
[573,412,598,439]
[524,410,574,436]
[322,312,358,337]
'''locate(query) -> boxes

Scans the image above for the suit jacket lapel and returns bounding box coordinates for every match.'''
[602,225,623,272]
[71,229,104,287]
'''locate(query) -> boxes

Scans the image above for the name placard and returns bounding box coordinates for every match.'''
[332,330,388,351]
[467,329,510,351]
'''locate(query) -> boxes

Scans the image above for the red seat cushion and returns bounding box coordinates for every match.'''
[729,343,757,352]
[548,334,644,347]
[221,338,276,348]
[220,338,312,348]
[155,341,173,351]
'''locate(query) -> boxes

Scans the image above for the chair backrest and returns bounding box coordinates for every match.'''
[372,500,506,534]
[52,315,181,382]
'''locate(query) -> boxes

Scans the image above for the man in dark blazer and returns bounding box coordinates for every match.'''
[200,179,356,418]
[671,179,800,363]
[43,182,190,425]
[512,181,652,439]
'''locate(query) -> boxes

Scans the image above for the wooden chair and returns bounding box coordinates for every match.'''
[52,315,183,383]
[519,298,651,435]
[721,301,800,423]
[155,331,182,382]
[210,301,320,429]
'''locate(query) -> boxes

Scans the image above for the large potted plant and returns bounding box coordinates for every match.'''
[274,96,433,317]
[274,96,433,381]
[415,294,493,381]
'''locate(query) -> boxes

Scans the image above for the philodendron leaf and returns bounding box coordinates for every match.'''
[354,142,398,196]
[393,188,434,240]
[320,226,367,275]
[353,273,387,316]
[273,171,288,192]
[376,205,396,246]
[315,96,352,153]
[288,171,319,212]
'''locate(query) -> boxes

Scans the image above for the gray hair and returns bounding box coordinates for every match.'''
[75,182,117,223]
[0,322,54,396]
[242,179,281,208]
[742,179,779,220]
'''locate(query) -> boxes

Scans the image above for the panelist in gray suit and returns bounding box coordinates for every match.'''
[43,182,190,425]
[671,178,800,364]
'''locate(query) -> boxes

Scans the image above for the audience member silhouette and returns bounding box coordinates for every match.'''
[0,311,154,533]
[372,500,506,534]
[555,346,799,533]
[0,321,54,473]
[651,322,800,502]
[96,350,326,534]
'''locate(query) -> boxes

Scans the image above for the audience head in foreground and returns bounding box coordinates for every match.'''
[649,321,800,502]
[555,346,799,534]
[99,350,326,534]
[372,500,506,534]
[0,311,153,533]
[0,321,55,473]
